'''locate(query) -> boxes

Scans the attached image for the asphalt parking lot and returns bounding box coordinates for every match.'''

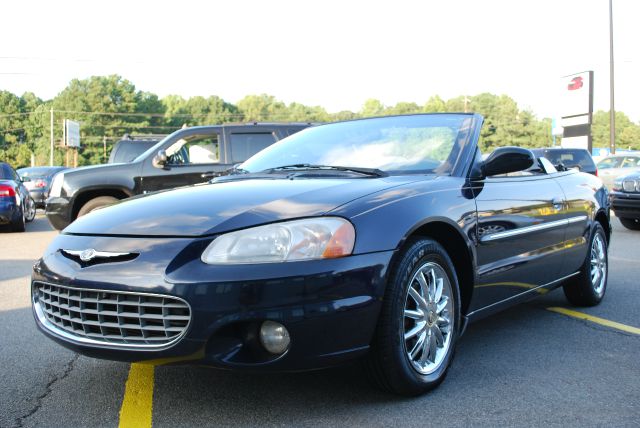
[1,214,638,427]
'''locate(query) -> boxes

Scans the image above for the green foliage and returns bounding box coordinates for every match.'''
[591,110,640,151]
[1,75,639,166]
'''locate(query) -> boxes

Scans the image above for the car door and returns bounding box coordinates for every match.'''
[140,130,228,193]
[470,167,569,312]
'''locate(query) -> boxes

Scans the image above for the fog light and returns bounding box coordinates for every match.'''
[259,320,290,354]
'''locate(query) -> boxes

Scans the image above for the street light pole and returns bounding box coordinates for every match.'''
[50,108,54,166]
[609,0,616,154]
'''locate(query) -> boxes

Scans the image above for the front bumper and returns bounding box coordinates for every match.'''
[32,233,394,371]
[610,191,640,219]
[0,200,18,225]
[45,196,72,230]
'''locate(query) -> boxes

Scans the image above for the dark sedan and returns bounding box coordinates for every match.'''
[17,166,68,209]
[611,171,640,230]
[1,162,36,231]
[31,114,610,395]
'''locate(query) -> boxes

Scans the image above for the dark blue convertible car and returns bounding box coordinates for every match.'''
[31,114,610,395]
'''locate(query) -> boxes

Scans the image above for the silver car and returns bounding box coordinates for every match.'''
[597,154,640,189]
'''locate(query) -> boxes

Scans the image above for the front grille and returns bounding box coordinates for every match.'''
[622,179,639,193]
[33,282,190,348]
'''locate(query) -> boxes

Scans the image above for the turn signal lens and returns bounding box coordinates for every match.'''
[322,222,356,258]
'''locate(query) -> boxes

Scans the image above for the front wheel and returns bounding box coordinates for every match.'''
[365,238,461,396]
[563,223,608,306]
[619,217,640,231]
[77,196,119,219]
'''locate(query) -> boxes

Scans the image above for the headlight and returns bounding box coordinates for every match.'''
[201,217,355,264]
[49,172,64,197]
[612,178,623,192]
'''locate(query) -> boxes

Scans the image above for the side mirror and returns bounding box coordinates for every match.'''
[478,147,535,178]
[152,150,168,169]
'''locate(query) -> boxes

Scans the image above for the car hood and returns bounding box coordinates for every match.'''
[63,176,427,237]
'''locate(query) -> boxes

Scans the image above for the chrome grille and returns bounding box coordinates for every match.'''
[33,282,190,348]
[622,179,639,193]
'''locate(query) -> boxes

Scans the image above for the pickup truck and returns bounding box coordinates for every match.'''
[46,122,311,230]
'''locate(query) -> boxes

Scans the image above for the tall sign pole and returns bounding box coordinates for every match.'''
[609,0,616,154]
[50,108,54,166]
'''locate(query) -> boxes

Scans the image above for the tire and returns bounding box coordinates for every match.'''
[77,196,119,218]
[11,207,25,232]
[365,238,461,396]
[563,223,608,306]
[25,197,36,222]
[619,217,640,231]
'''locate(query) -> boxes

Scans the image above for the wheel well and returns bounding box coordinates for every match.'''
[595,210,611,243]
[72,189,129,220]
[406,222,475,315]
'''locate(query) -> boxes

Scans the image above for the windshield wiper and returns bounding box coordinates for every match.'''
[265,164,388,177]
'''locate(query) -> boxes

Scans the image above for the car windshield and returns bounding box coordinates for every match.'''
[240,114,474,175]
[535,150,594,171]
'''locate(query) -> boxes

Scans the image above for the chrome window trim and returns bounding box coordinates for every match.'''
[480,215,588,243]
[32,281,192,350]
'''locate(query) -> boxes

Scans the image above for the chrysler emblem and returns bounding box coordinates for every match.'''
[80,248,97,262]
[62,249,132,263]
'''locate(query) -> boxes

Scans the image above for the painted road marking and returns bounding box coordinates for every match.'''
[119,363,155,428]
[547,307,640,335]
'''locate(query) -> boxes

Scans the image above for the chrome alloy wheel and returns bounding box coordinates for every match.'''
[26,199,36,221]
[403,262,454,375]
[590,233,607,296]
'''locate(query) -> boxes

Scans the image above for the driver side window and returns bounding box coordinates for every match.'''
[166,134,220,165]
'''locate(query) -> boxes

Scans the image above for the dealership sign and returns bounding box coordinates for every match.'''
[560,71,593,151]
[64,119,81,148]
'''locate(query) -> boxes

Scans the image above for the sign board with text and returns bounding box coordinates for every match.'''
[560,71,593,151]
[64,120,80,148]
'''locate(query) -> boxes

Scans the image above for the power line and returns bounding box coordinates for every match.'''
[0,112,40,118]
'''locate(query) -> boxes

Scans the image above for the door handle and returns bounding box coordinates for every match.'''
[552,197,564,210]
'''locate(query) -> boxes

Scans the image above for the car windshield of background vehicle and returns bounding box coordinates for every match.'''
[240,114,474,175]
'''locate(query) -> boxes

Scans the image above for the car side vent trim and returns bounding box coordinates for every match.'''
[480,215,588,243]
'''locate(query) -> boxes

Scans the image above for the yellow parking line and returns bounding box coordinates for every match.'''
[547,307,640,335]
[118,363,155,428]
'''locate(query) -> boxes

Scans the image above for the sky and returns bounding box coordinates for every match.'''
[1,0,639,121]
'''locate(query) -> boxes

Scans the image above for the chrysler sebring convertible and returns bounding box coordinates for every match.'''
[31,114,610,395]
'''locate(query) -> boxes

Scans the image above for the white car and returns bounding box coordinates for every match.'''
[597,154,640,189]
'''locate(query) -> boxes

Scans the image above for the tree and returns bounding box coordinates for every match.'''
[423,96,446,113]
[360,99,385,117]
[237,94,286,121]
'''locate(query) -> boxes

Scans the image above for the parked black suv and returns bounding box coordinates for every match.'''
[46,123,311,230]
[531,148,598,176]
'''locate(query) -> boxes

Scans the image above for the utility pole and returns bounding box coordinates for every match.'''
[609,0,616,154]
[50,108,54,165]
